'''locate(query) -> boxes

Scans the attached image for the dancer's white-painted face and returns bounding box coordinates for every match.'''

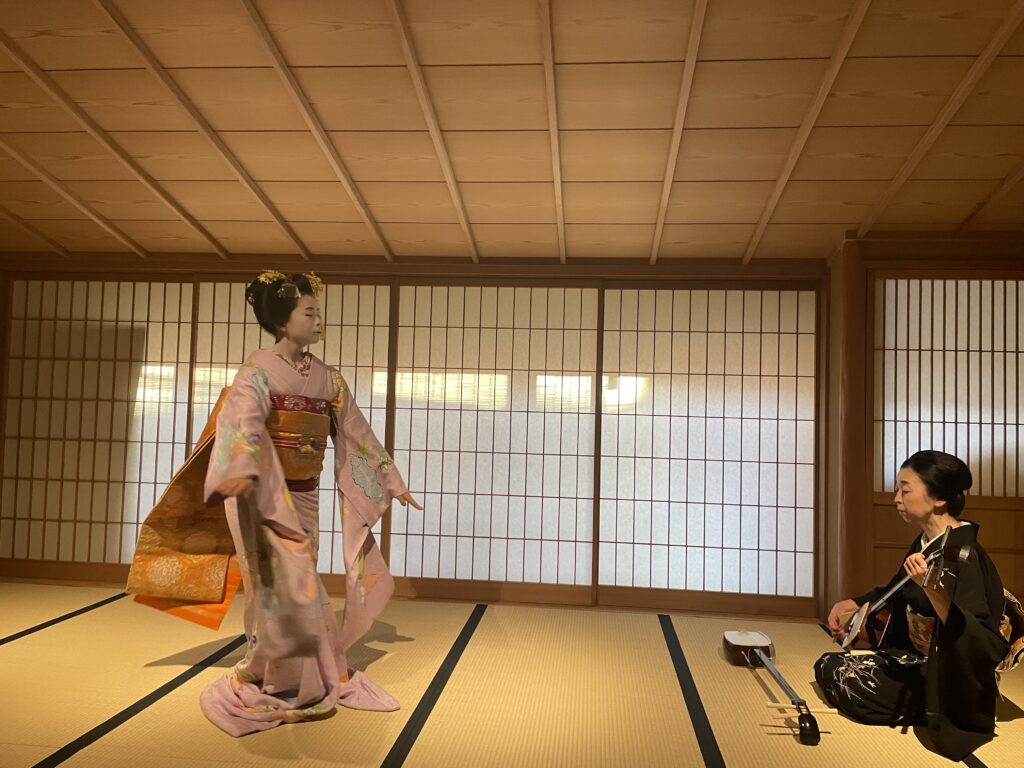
[279,294,321,347]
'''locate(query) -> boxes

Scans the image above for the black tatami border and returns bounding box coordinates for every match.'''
[0,591,127,647]
[380,602,488,768]
[32,634,247,768]
[658,613,727,768]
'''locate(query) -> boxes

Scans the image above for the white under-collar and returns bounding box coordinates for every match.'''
[920,521,969,551]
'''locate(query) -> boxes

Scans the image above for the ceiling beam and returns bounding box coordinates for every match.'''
[956,159,1024,232]
[856,0,1024,238]
[649,0,708,266]
[538,0,565,264]
[93,0,312,260]
[385,0,480,263]
[0,137,148,257]
[0,29,229,259]
[0,202,71,257]
[239,0,394,262]
[742,0,872,264]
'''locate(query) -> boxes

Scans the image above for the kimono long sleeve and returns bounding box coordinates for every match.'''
[204,361,272,503]
[926,547,1009,760]
[330,369,408,527]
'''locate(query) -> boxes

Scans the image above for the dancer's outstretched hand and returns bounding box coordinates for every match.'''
[397,492,423,510]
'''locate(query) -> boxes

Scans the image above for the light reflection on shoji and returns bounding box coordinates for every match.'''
[390,286,599,585]
[600,289,817,597]
[192,281,389,575]
[1,280,192,564]
[874,280,1022,497]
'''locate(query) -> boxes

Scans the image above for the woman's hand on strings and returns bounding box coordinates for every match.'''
[216,477,256,499]
[904,552,934,589]
[397,492,423,510]
[827,598,860,638]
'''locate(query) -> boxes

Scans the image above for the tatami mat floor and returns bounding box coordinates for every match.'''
[1,581,1020,768]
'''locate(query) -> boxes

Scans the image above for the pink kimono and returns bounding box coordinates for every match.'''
[199,349,407,736]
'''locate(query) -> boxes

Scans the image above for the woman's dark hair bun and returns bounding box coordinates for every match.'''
[245,272,316,337]
[900,450,973,517]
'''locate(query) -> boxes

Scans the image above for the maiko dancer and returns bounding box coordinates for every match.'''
[128,270,421,736]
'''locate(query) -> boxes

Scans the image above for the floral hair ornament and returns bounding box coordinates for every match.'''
[304,271,323,297]
[256,269,286,284]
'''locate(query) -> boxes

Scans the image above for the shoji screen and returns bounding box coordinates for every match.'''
[1,280,192,564]
[191,281,389,575]
[600,289,817,596]
[874,279,1022,496]
[390,286,599,585]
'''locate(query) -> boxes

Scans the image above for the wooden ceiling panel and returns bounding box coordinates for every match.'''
[877,179,1002,224]
[402,0,540,65]
[0,220,51,251]
[561,130,670,181]
[1005,17,1024,54]
[460,182,556,223]
[565,224,654,258]
[975,180,1024,224]
[252,0,403,66]
[793,126,923,180]
[47,69,194,131]
[111,131,235,180]
[0,156,36,182]
[61,179,180,220]
[166,69,307,131]
[423,65,547,130]
[333,132,444,182]
[158,180,295,223]
[108,0,273,68]
[445,132,551,182]
[114,219,210,252]
[674,128,795,181]
[1,131,236,181]
[359,182,459,223]
[254,182,362,222]
[380,222,471,257]
[699,0,850,61]
[0,181,86,220]
[0,131,127,181]
[0,0,139,70]
[201,220,294,254]
[666,181,773,224]
[215,131,335,182]
[950,57,1024,126]
[686,60,823,128]
[658,223,754,259]
[551,0,692,63]
[914,126,1024,180]
[473,223,559,258]
[288,222,387,256]
[292,67,427,131]
[818,57,975,126]
[33,218,134,252]
[850,0,1016,57]
[755,223,850,259]
[0,73,83,132]
[557,63,682,130]
[563,182,660,224]
[773,180,889,223]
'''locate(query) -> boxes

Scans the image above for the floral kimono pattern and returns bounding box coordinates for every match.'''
[184,349,407,736]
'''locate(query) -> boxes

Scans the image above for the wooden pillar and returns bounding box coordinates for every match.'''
[828,241,872,602]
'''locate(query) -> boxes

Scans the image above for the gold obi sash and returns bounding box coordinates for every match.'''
[267,394,331,489]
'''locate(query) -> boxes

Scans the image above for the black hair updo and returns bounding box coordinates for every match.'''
[245,272,317,338]
[900,450,973,517]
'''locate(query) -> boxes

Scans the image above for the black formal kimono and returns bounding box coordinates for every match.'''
[815,521,1008,761]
